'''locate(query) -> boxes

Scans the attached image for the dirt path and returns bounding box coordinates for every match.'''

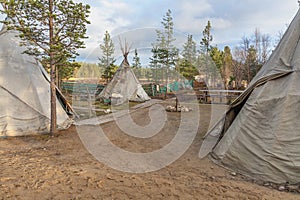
[0,103,298,199]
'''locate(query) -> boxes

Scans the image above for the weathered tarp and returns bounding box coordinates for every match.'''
[200,9,300,183]
[0,24,72,136]
[97,57,150,105]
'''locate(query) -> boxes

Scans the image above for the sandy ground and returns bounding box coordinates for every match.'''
[0,101,299,200]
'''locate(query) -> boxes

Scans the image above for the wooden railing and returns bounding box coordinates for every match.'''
[198,90,244,104]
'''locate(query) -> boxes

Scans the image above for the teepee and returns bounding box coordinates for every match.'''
[200,9,300,184]
[0,24,72,137]
[97,46,150,105]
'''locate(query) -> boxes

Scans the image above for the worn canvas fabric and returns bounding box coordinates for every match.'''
[200,9,300,183]
[0,24,72,136]
[97,57,150,105]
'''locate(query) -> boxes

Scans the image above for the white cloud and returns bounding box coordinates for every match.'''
[1,0,300,64]
[77,0,135,62]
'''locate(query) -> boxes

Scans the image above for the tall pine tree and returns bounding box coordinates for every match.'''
[199,20,214,87]
[132,48,142,78]
[200,20,213,54]
[150,9,178,90]
[0,0,90,134]
[223,46,233,89]
[98,30,116,83]
[179,34,198,80]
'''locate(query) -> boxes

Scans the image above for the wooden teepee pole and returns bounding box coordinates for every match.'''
[118,37,132,64]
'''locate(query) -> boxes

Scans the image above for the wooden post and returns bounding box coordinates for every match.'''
[175,97,178,112]
[86,86,93,118]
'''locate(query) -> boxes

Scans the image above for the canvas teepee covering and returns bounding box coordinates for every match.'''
[200,9,300,184]
[0,24,72,137]
[97,52,150,105]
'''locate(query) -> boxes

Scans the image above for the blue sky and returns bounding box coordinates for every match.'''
[1,1,299,65]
